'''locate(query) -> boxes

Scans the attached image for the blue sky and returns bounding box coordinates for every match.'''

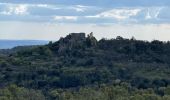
[0,0,170,40]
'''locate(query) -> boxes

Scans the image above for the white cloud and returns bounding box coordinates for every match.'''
[85,15,100,18]
[15,5,28,15]
[0,4,28,15]
[35,4,61,10]
[74,8,85,12]
[0,7,13,15]
[54,16,78,21]
[32,4,90,12]
[69,5,91,12]
[145,9,152,20]
[34,4,91,12]
[145,7,162,20]
[36,4,48,8]
[0,2,168,24]
[154,8,162,18]
[86,9,141,20]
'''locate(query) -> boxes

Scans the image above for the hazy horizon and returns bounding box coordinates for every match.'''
[0,40,48,49]
[0,0,170,41]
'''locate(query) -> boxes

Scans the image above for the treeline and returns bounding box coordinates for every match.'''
[55,83,170,100]
[1,82,170,100]
[0,85,45,100]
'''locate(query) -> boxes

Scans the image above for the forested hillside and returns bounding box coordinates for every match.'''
[1,33,170,100]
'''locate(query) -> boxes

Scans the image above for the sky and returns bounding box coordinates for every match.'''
[0,0,170,41]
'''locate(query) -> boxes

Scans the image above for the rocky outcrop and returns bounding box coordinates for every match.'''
[86,32,97,47]
[57,33,86,54]
[50,32,97,54]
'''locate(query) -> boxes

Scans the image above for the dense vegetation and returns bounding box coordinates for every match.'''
[1,33,170,100]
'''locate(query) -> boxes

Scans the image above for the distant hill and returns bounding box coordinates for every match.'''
[0,40,48,49]
[1,33,170,99]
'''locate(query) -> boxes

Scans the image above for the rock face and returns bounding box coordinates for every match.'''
[59,33,86,43]
[69,33,86,41]
[57,33,86,54]
[87,32,97,47]
[52,32,97,54]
